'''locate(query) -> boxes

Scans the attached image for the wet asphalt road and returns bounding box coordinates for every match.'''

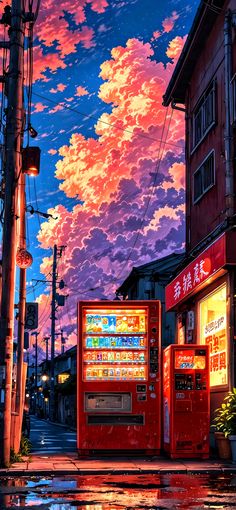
[0,473,236,509]
[29,416,77,454]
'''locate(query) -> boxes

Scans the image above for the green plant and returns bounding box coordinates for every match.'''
[10,436,32,464]
[213,388,236,437]
[20,435,32,456]
[10,448,23,463]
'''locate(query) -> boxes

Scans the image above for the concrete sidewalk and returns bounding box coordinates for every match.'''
[0,453,236,476]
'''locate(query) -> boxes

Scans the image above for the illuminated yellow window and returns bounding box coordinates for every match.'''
[58,373,70,384]
[199,284,227,387]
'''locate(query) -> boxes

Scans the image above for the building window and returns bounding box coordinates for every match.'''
[193,150,215,203]
[193,81,216,149]
[58,373,70,384]
[199,284,228,388]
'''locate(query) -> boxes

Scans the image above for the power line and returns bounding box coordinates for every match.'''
[33,101,178,301]
[108,107,174,287]
[32,91,184,150]
[68,106,175,295]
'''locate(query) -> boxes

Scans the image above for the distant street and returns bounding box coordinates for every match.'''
[29,416,77,455]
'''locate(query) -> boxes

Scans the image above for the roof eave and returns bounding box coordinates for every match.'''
[163,1,223,106]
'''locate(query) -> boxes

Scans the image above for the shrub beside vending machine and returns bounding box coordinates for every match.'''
[163,344,210,459]
[77,300,161,454]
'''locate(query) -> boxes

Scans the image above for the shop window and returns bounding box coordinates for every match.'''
[192,81,216,149]
[193,150,215,203]
[199,284,227,388]
[58,373,70,384]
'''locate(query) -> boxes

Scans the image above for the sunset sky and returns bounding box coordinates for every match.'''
[1,0,199,352]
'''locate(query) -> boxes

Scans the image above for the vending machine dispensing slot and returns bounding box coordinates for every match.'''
[77,300,161,455]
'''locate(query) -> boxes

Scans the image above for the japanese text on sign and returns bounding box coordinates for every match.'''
[165,234,226,310]
[174,259,210,302]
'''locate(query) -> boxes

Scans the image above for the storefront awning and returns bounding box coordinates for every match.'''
[165,231,236,311]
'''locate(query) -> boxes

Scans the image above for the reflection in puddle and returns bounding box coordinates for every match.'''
[0,474,236,509]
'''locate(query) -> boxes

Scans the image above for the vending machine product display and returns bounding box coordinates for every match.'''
[163,344,210,459]
[77,300,161,454]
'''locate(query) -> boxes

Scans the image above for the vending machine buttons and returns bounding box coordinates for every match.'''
[175,374,193,390]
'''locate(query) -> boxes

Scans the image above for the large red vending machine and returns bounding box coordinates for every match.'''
[77,300,161,454]
[163,344,210,459]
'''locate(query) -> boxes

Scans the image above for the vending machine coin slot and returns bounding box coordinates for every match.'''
[196,373,207,390]
[136,384,146,393]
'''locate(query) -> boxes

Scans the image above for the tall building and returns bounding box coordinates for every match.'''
[163,0,236,413]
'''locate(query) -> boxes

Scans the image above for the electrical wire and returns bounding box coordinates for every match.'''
[37,312,51,335]
[37,293,50,324]
[65,295,74,328]
[112,107,174,285]
[67,106,175,296]
[33,177,41,229]
[33,0,41,22]
[32,91,185,151]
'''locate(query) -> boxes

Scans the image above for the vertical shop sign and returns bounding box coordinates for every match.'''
[203,315,227,386]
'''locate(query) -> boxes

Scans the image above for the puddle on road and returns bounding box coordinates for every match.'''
[0,473,236,509]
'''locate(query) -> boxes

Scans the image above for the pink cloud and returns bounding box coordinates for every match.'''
[162,11,179,33]
[37,37,185,341]
[166,35,187,61]
[33,102,48,113]
[50,83,67,93]
[48,103,64,114]
[48,149,58,155]
[152,30,161,40]
[76,85,89,96]
[0,1,108,83]
[18,0,110,82]
[33,46,66,82]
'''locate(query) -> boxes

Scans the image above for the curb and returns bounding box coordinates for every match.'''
[1,465,236,476]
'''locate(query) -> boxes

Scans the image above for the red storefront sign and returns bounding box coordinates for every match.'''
[166,234,226,311]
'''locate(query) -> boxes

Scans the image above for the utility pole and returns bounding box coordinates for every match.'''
[0,0,25,467]
[49,245,66,421]
[15,173,26,416]
[31,331,39,412]
[44,336,50,362]
[49,245,57,422]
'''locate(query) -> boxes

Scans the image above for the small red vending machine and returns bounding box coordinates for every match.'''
[77,300,161,454]
[163,344,210,459]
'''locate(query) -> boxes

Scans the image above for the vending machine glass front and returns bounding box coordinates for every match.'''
[83,307,148,382]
